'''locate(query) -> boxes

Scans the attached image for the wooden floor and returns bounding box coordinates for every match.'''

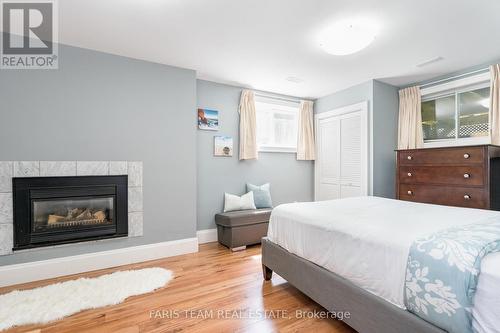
[0,243,355,333]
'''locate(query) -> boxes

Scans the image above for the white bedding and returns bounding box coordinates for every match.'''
[267,196,500,332]
[473,252,500,333]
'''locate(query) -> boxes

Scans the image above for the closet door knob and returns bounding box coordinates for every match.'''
[463,173,470,179]
[407,190,413,195]
[407,172,412,177]
[407,156,413,160]
[464,194,471,200]
[464,153,470,159]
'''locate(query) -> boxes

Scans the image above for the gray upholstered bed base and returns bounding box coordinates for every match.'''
[261,237,446,333]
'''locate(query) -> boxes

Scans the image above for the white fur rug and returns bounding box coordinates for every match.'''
[0,267,173,331]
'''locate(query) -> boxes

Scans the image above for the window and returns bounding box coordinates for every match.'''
[421,73,491,147]
[255,96,299,152]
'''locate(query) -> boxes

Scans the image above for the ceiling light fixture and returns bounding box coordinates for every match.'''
[319,19,379,56]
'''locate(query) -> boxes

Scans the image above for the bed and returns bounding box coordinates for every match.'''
[261,196,500,333]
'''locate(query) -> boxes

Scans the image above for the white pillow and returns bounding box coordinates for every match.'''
[224,191,256,212]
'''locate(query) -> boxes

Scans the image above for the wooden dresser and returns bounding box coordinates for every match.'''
[396,145,500,210]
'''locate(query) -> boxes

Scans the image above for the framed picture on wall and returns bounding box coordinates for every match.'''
[214,136,233,157]
[198,108,219,131]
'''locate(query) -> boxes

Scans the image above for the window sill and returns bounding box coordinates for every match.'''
[423,137,491,148]
[258,147,297,153]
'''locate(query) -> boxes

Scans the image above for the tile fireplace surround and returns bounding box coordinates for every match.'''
[0,161,143,256]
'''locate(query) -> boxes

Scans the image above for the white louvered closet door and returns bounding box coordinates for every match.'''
[315,102,368,201]
[315,117,341,201]
[340,113,362,198]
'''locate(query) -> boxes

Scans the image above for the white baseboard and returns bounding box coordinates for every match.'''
[0,238,198,287]
[196,228,217,244]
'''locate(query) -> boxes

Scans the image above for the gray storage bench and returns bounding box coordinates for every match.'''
[215,208,272,251]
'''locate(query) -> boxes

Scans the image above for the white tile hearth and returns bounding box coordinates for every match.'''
[77,161,109,176]
[128,187,143,213]
[40,161,77,177]
[0,161,13,192]
[0,160,144,257]
[0,224,13,255]
[128,212,143,237]
[14,161,40,177]
[0,193,13,224]
[109,161,128,175]
[128,162,143,187]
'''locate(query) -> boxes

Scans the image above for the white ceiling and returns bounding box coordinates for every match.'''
[56,0,500,98]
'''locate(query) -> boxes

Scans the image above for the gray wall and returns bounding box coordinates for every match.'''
[315,81,373,114]
[372,80,399,198]
[0,44,197,265]
[314,80,399,198]
[196,80,314,230]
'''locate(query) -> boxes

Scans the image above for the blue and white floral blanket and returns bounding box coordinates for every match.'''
[405,219,500,333]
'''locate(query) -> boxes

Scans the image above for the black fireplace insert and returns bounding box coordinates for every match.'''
[13,175,128,250]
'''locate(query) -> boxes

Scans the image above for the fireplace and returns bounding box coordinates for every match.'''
[13,175,128,250]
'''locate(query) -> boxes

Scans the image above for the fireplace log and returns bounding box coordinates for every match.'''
[93,210,106,220]
[48,214,65,225]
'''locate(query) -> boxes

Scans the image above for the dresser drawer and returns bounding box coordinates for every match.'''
[399,184,488,209]
[399,166,485,186]
[399,147,484,165]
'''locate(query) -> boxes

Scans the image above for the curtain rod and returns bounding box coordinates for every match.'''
[419,67,490,89]
[254,92,302,104]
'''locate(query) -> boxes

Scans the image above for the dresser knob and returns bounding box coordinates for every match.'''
[464,153,470,159]
[464,194,471,200]
[464,173,470,179]
[407,156,413,160]
[407,190,413,195]
[407,172,412,177]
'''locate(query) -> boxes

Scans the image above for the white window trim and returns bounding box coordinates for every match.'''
[421,72,490,96]
[423,136,490,148]
[254,96,300,153]
[259,146,297,153]
[421,72,491,148]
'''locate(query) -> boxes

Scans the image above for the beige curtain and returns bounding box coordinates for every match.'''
[238,90,258,160]
[398,86,423,149]
[490,64,500,145]
[297,100,315,160]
